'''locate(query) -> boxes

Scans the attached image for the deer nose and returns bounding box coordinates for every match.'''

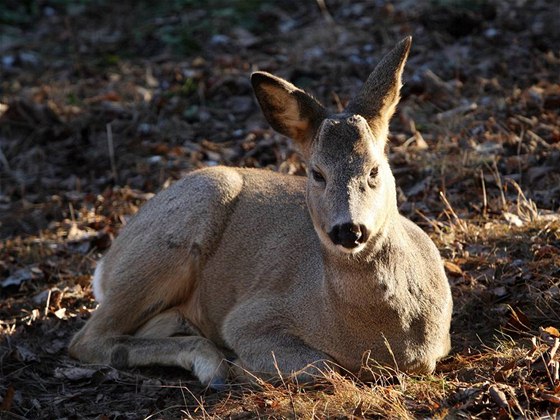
[328,223,369,249]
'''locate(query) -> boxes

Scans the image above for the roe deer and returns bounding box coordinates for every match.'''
[69,37,452,389]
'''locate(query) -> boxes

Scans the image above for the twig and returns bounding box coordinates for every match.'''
[271,351,297,419]
[506,178,538,221]
[423,69,457,95]
[436,102,477,122]
[316,0,335,25]
[106,123,118,183]
[527,129,551,149]
[69,202,76,224]
[331,91,344,113]
[517,128,524,179]
[0,144,12,172]
[381,333,400,374]
[489,160,507,211]
[44,289,52,317]
[415,209,443,235]
[549,338,560,384]
[480,169,487,217]
[439,191,467,232]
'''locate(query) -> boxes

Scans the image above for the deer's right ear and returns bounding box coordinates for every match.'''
[345,36,412,142]
[251,72,326,154]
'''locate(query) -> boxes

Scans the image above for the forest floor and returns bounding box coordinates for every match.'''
[1,0,559,418]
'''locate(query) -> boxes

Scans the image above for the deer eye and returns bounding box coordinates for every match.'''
[368,167,379,188]
[311,169,325,184]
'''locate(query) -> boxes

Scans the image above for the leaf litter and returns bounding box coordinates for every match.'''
[0,0,559,418]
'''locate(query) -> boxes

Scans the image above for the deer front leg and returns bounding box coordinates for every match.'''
[108,336,228,388]
[221,303,337,383]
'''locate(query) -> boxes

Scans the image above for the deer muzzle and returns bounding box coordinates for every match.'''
[328,223,370,249]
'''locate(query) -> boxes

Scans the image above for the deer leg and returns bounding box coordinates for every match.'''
[108,335,228,388]
[222,303,337,383]
[228,338,336,384]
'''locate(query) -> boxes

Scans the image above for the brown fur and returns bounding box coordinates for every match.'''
[69,37,452,388]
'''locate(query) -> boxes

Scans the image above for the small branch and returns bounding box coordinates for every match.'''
[106,123,118,183]
[436,102,477,122]
[44,289,52,317]
[549,337,559,361]
[480,169,488,217]
[316,0,335,25]
[0,144,12,172]
[440,191,467,232]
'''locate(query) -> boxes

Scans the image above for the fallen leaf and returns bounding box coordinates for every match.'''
[495,359,517,382]
[506,307,531,333]
[444,261,463,276]
[534,245,560,260]
[1,268,33,288]
[503,212,523,227]
[0,385,14,411]
[32,289,50,305]
[44,339,66,355]
[541,392,560,405]
[492,286,508,298]
[54,308,67,319]
[16,345,39,362]
[489,385,508,408]
[543,326,560,338]
[54,367,97,381]
[85,91,122,103]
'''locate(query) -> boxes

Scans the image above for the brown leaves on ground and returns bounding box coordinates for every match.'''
[1,0,559,418]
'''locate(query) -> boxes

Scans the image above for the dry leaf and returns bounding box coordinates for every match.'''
[2,268,33,288]
[506,307,531,333]
[489,385,508,409]
[503,212,523,227]
[543,326,560,338]
[541,393,560,405]
[16,345,38,362]
[54,308,67,319]
[534,245,560,260]
[0,385,14,411]
[495,359,517,382]
[54,367,97,381]
[444,261,463,276]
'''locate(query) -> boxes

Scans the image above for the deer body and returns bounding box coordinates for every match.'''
[70,38,452,388]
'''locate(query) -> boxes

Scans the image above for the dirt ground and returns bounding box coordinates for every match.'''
[1,0,559,418]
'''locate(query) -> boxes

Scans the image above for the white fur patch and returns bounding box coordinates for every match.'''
[193,356,221,385]
[91,260,105,303]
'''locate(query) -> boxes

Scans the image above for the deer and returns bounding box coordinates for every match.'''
[69,37,452,390]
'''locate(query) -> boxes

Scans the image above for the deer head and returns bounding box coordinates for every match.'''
[252,37,411,255]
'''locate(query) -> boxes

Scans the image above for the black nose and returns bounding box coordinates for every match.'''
[328,223,369,249]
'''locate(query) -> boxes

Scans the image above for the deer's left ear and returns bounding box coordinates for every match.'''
[252,71,326,157]
[345,36,411,140]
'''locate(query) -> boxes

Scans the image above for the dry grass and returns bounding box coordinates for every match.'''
[191,367,422,419]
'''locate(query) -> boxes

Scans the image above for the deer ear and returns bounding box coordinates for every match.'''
[345,36,411,138]
[252,71,326,155]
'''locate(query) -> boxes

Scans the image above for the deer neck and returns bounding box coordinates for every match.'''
[320,206,401,308]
